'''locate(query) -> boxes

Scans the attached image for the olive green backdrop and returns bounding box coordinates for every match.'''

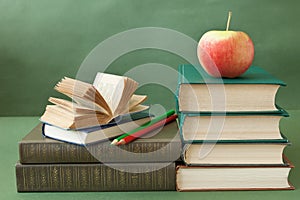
[0,0,299,116]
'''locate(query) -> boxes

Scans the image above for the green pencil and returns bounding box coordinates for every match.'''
[110,109,175,145]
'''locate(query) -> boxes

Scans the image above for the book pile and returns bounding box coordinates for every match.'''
[15,73,182,192]
[175,64,294,191]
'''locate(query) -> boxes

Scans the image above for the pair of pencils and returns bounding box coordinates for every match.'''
[117,114,178,145]
[111,109,177,145]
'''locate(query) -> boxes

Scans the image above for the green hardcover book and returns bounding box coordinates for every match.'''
[179,110,289,142]
[176,65,286,112]
[19,121,181,164]
[181,141,289,166]
[176,155,294,191]
[16,162,176,192]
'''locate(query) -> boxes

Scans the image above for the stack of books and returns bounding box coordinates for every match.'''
[16,122,181,192]
[175,64,294,191]
[15,73,182,192]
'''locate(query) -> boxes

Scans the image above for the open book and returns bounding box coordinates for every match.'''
[41,73,149,129]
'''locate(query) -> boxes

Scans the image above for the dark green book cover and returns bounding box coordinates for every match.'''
[178,64,286,85]
[175,65,286,113]
[177,108,289,129]
[179,111,290,144]
[178,106,289,116]
[180,134,290,144]
[19,122,181,164]
[16,162,176,192]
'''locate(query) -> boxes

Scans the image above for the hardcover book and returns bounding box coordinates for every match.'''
[176,65,286,112]
[176,156,294,191]
[42,111,151,145]
[179,110,289,142]
[182,141,289,165]
[19,121,181,164]
[16,162,176,192]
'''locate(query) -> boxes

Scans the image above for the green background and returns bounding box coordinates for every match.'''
[0,0,299,199]
[0,0,300,116]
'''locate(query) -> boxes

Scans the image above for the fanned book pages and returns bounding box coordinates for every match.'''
[40,73,149,129]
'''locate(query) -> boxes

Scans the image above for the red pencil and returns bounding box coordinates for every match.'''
[116,114,178,145]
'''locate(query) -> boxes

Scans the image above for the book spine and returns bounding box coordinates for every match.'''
[175,65,183,115]
[16,162,176,192]
[19,142,98,163]
[19,140,181,163]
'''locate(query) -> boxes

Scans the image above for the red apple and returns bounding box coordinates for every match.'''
[197,12,254,78]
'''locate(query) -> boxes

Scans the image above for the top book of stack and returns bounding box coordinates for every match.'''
[176,65,286,113]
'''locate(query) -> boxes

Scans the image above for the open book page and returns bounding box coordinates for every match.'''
[128,104,149,114]
[128,95,147,110]
[93,73,126,114]
[55,77,111,115]
[48,97,108,114]
[41,105,112,129]
[113,77,139,115]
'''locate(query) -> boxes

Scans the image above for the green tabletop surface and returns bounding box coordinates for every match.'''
[1,110,299,200]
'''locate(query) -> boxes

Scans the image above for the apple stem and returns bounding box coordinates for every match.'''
[226,11,232,31]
